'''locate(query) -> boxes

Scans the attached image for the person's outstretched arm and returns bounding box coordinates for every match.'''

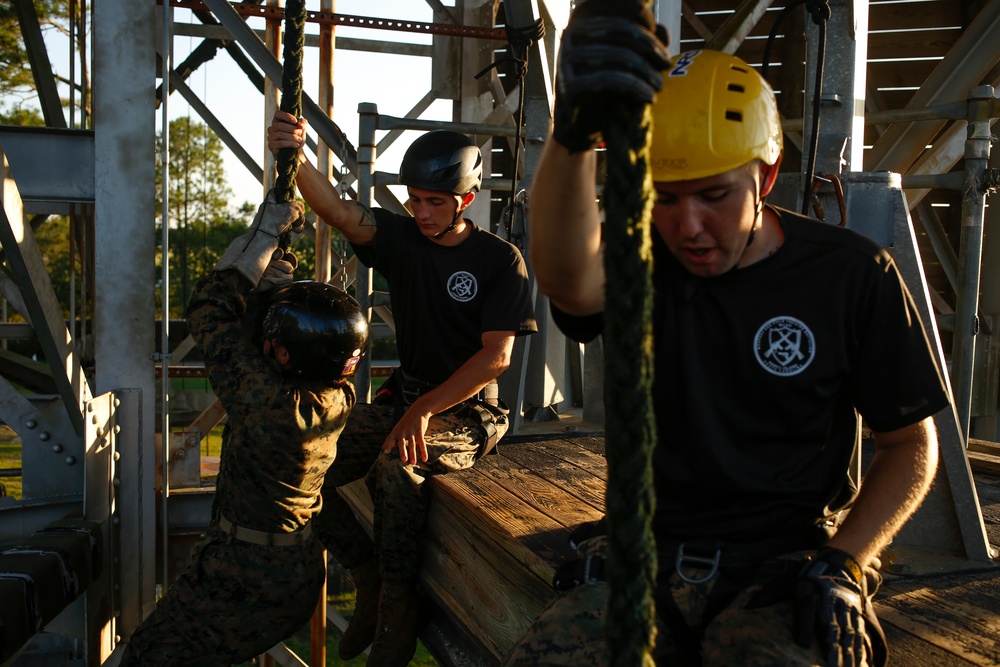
[529,141,605,316]
[826,417,939,567]
[528,0,668,316]
[267,111,377,246]
[384,330,516,465]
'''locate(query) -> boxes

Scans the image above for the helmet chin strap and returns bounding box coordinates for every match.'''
[433,210,462,239]
[433,197,467,239]
[732,178,763,271]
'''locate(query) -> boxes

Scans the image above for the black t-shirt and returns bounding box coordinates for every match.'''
[553,205,950,542]
[353,209,537,384]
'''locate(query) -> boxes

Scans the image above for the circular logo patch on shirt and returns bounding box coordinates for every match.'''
[447,271,478,302]
[754,316,815,376]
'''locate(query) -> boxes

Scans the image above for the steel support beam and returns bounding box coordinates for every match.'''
[199,0,405,214]
[0,127,95,214]
[504,0,560,430]
[864,0,1000,174]
[950,86,995,439]
[653,0,682,55]
[93,0,158,640]
[0,148,89,434]
[13,0,67,128]
[706,0,776,55]
[902,75,1000,210]
[845,173,993,563]
[313,0,336,284]
[354,103,377,402]
[172,21,435,58]
[799,0,868,217]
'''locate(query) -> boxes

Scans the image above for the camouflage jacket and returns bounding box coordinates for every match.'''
[186,270,356,533]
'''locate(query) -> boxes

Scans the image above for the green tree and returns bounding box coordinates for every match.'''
[155,117,242,317]
[0,0,79,124]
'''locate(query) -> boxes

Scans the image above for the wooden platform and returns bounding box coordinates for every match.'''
[339,433,606,665]
[342,431,1000,666]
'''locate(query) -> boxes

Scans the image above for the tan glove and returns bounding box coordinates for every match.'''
[255,249,298,293]
[214,191,305,286]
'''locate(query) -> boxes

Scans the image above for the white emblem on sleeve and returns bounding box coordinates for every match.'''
[447,271,478,302]
[754,316,815,376]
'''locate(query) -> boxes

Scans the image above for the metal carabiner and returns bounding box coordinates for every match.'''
[675,543,722,584]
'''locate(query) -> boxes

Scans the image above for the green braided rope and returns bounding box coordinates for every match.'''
[274,0,306,205]
[602,102,658,666]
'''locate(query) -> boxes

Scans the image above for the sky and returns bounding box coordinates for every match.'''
[164,0,456,209]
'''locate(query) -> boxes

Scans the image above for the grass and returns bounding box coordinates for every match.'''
[0,424,22,500]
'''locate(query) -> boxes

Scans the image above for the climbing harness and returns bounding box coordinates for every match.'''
[499,189,528,250]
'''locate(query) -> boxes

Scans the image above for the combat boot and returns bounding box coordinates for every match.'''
[338,560,382,660]
[367,582,421,667]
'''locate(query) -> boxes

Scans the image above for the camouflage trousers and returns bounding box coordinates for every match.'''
[119,523,326,666]
[503,536,877,667]
[313,401,507,584]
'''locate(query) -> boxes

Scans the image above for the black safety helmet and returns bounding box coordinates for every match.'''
[398,130,483,195]
[262,281,369,380]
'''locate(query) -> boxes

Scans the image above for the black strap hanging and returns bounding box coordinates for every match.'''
[761,0,832,217]
[474,19,545,250]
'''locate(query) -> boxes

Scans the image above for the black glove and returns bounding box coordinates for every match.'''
[552,520,609,590]
[568,516,607,550]
[793,547,884,667]
[552,0,671,153]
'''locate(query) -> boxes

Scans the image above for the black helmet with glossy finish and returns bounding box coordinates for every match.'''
[263,281,369,379]
[398,130,483,195]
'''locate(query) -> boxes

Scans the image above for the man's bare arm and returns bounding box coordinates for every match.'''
[385,331,516,464]
[826,417,939,566]
[267,111,377,246]
[528,140,606,315]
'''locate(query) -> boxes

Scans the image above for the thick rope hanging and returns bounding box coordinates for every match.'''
[601,7,658,665]
[274,0,306,206]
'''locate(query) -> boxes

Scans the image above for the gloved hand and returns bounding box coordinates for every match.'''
[255,249,298,293]
[793,547,884,667]
[552,0,670,153]
[214,192,305,287]
[552,525,607,590]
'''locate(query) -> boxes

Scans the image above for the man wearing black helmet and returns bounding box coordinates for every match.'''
[120,193,369,666]
[268,114,537,665]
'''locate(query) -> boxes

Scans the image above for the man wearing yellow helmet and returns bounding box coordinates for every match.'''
[510,1,949,665]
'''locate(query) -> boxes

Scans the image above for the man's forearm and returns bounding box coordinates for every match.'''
[826,417,939,566]
[294,156,375,246]
[529,140,605,314]
[411,335,514,417]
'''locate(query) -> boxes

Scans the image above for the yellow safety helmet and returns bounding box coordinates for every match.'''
[649,49,782,182]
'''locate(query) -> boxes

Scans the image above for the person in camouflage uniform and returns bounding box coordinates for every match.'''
[509,1,949,666]
[267,120,537,666]
[120,194,369,666]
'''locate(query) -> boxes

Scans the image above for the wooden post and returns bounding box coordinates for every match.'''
[310,551,328,665]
